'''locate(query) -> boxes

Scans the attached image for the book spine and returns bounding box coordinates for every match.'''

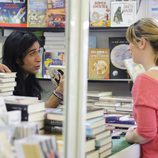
[44,126,63,134]
[44,119,63,127]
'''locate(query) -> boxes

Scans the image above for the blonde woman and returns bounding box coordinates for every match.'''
[125,18,158,158]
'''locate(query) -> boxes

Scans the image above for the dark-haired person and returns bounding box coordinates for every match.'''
[0,30,63,108]
[125,18,158,158]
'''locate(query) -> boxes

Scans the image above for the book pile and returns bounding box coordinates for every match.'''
[43,32,65,78]
[105,114,136,133]
[15,134,58,158]
[87,91,112,106]
[4,96,45,134]
[86,106,112,158]
[95,96,133,115]
[0,72,17,96]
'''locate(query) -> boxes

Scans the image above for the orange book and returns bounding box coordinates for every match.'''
[88,48,110,80]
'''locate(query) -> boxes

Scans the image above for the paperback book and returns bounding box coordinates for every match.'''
[124,58,145,81]
[89,0,110,27]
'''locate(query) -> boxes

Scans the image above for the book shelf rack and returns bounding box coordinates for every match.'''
[0,27,65,35]
[89,27,127,32]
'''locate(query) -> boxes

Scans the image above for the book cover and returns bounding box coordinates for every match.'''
[85,138,95,153]
[0,72,16,78]
[0,78,15,83]
[21,111,45,122]
[0,1,27,27]
[88,48,110,80]
[89,0,110,27]
[124,58,145,81]
[86,117,105,129]
[27,0,47,27]
[6,101,45,114]
[4,95,39,104]
[111,1,136,27]
[43,51,65,78]
[46,107,104,121]
[109,37,131,79]
[45,0,65,28]
[48,65,65,88]
[0,82,16,88]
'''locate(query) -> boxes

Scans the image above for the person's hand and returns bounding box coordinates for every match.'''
[0,64,11,73]
[55,75,64,95]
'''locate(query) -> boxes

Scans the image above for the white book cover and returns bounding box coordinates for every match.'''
[0,87,14,92]
[0,91,13,97]
[90,0,110,27]
[111,1,136,27]
[4,95,39,105]
[124,58,145,81]
[0,78,15,83]
[0,72,16,78]
[0,82,16,88]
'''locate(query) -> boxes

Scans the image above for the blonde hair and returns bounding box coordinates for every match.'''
[126,18,158,64]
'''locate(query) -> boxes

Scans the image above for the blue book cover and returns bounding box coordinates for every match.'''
[0,1,27,27]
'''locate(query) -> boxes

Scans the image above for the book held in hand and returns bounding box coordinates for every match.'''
[48,65,65,88]
[124,58,145,81]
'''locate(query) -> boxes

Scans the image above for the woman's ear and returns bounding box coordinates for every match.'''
[138,37,146,49]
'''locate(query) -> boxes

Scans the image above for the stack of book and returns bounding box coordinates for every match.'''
[86,107,112,158]
[0,72,17,96]
[105,114,136,133]
[43,32,65,78]
[4,96,45,134]
[96,96,133,115]
[87,91,112,106]
[15,135,58,158]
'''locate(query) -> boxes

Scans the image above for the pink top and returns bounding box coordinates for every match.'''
[132,74,158,158]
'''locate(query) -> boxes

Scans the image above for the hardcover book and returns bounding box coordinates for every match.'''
[111,1,136,27]
[45,0,65,28]
[88,48,110,80]
[89,0,110,27]
[6,101,45,114]
[0,1,27,27]
[27,0,47,27]
[109,37,131,79]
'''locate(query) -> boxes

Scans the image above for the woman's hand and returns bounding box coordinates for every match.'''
[0,64,11,73]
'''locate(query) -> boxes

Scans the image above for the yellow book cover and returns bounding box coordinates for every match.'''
[88,48,109,80]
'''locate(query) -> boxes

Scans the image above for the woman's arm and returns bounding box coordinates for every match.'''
[125,127,151,144]
[45,77,64,108]
[0,64,11,72]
